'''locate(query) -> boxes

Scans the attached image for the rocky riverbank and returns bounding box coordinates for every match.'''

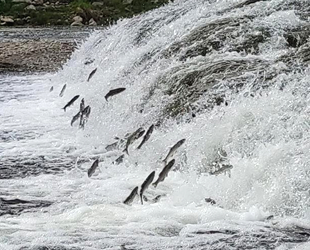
[0,0,170,27]
[0,27,92,73]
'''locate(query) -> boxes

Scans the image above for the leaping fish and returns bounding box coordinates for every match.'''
[137,124,154,150]
[62,95,80,111]
[153,159,175,188]
[87,68,97,82]
[105,88,126,101]
[123,127,145,155]
[80,98,85,112]
[123,186,139,205]
[140,171,155,205]
[162,139,185,164]
[87,159,99,177]
[71,111,81,126]
[59,84,66,97]
[79,105,91,129]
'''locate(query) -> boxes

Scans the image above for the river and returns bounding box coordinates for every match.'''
[0,0,310,249]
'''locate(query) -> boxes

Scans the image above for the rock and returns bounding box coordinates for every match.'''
[71,21,83,27]
[32,0,44,5]
[88,18,97,26]
[72,15,83,23]
[92,2,104,7]
[0,16,14,25]
[12,0,31,3]
[123,0,133,4]
[25,4,36,10]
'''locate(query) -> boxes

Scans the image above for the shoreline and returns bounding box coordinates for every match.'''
[0,27,94,74]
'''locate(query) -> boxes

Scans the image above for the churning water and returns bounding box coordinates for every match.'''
[1,0,310,249]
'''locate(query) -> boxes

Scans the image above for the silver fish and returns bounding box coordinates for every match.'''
[123,127,145,155]
[137,124,154,150]
[105,141,119,151]
[63,95,80,111]
[80,98,85,112]
[162,139,186,164]
[79,105,91,129]
[113,154,125,165]
[49,86,53,92]
[59,84,66,97]
[209,164,233,177]
[105,87,126,101]
[71,111,81,126]
[140,171,155,205]
[87,159,99,177]
[87,68,97,82]
[153,159,175,188]
[123,186,138,205]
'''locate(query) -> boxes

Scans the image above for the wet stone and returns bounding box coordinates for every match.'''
[0,197,52,216]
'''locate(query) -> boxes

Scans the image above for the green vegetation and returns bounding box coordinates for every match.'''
[0,0,171,26]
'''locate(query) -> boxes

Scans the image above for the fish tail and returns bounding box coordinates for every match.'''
[123,147,129,155]
[140,194,143,205]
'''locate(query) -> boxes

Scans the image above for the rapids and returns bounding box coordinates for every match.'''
[1,0,310,249]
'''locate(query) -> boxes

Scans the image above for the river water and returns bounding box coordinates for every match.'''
[1,0,310,249]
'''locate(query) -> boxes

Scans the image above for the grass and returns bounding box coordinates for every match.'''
[0,0,171,26]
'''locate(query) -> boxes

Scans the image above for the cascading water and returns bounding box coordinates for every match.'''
[1,0,310,249]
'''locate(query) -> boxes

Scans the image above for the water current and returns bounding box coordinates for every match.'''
[0,0,310,249]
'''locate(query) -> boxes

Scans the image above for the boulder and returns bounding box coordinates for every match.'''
[72,15,83,23]
[0,16,14,24]
[32,0,44,5]
[92,2,104,7]
[123,0,133,4]
[12,0,32,3]
[25,4,36,10]
[71,21,83,26]
[88,18,97,26]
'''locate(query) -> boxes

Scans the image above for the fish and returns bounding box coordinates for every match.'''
[79,105,91,129]
[105,87,126,101]
[140,171,155,205]
[71,111,81,126]
[62,95,80,111]
[105,141,119,151]
[162,139,186,164]
[59,84,66,97]
[137,124,154,150]
[123,186,138,205]
[85,106,91,118]
[87,68,97,82]
[87,159,99,177]
[80,98,85,112]
[205,198,216,205]
[123,127,145,155]
[113,154,125,165]
[49,86,53,92]
[209,164,233,177]
[153,159,175,188]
